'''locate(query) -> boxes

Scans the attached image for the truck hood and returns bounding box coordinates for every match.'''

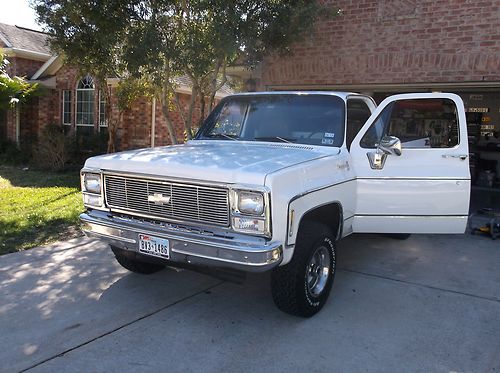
[84,140,339,185]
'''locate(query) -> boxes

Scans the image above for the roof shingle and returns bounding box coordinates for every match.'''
[0,23,51,55]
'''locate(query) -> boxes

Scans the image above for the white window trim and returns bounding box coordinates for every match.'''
[62,90,72,125]
[75,75,95,127]
[98,90,108,128]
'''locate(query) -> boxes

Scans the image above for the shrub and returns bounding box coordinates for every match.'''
[33,124,72,171]
[0,137,34,165]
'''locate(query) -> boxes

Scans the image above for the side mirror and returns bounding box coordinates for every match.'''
[378,136,402,156]
[367,136,402,170]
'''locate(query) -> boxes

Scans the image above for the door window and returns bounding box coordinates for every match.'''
[360,98,459,149]
[347,99,372,149]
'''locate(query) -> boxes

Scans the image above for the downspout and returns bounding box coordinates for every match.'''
[151,97,156,148]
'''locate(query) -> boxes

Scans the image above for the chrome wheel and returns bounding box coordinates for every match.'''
[306,245,331,297]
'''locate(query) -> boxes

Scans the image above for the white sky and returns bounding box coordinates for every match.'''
[0,0,43,31]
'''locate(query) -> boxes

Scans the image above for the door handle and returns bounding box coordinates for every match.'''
[442,154,468,160]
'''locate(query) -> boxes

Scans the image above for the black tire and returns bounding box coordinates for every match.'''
[110,246,164,274]
[385,233,411,240]
[271,222,336,317]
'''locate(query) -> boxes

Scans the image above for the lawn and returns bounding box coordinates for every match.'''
[0,166,84,255]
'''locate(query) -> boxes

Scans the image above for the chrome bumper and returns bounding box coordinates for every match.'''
[80,211,282,272]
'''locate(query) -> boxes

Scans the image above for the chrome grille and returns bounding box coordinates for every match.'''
[104,175,230,227]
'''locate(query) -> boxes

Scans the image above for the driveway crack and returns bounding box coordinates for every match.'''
[339,268,500,303]
[20,281,225,372]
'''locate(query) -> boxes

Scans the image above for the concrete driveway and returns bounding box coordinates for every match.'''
[0,233,499,373]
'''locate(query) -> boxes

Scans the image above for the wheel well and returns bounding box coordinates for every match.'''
[299,203,342,240]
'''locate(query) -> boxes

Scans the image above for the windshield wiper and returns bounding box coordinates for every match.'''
[206,133,239,141]
[254,136,296,144]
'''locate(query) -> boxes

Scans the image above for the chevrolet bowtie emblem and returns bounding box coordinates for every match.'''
[148,193,171,205]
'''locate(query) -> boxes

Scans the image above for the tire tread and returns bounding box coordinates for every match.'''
[271,222,336,317]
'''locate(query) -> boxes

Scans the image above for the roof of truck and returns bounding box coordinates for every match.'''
[229,91,363,100]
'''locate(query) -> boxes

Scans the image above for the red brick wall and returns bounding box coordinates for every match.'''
[5,108,16,141]
[259,0,500,88]
[51,65,203,150]
[120,93,205,149]
[4,59,210,150]
[3,56,48,143]
[4,57,44,78]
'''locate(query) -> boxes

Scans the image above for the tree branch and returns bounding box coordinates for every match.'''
[208,58,227,111]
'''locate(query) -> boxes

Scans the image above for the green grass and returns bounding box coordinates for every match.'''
[0,166,84,255]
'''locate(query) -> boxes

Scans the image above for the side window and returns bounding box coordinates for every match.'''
[347,99,372,150]
[360,98,459,149]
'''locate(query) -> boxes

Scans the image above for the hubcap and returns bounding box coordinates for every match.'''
[306,245,331,297]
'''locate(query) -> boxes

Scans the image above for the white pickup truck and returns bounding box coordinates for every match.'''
[80,91,470,317]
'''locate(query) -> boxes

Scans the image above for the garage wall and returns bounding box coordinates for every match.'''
[259,0,500,89]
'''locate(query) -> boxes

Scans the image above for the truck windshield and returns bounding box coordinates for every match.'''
[197,95,345,147]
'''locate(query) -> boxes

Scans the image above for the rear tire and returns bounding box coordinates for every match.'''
[110,246,164,274]
[271,222,336,317]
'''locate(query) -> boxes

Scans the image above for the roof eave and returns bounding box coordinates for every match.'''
[3,47,52,62]
[31,54,60,79]
[0,32,12,47]
[30,75,56,88]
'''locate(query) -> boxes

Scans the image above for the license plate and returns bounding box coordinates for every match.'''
[138,234,170,259]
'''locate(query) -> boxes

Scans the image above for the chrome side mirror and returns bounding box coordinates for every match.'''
[378,136,402,156]
[367,136,402,170]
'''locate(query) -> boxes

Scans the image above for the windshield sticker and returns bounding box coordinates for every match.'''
[322,138,334,145]
[324,132,335,138]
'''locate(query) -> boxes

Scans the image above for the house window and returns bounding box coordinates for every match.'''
[62,90,72,125]
[99,90,107,128]
[76,75,95,130]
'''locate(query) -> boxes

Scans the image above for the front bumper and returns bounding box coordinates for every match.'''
[80,211,283,272]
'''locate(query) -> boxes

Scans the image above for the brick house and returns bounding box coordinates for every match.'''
[233,0,500,184]
[0,23,231,151]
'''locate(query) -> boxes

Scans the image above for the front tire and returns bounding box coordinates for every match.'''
[271,222,336,317]
[111,246,164,274]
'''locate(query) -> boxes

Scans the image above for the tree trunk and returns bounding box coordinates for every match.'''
[100,82,116,153]
[160,89,178,145]
[198,90,206,127]
[184,83,198,139]
[208,59,227,112]
[108,113,120,154]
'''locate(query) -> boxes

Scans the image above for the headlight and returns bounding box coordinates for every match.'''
[237,191,264,215]
[231,189,270,237]
[82,173,101,194]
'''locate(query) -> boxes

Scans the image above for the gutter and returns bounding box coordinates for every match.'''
[3,47,51,62]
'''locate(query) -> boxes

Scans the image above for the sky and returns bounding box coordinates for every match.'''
[0,0,43,31]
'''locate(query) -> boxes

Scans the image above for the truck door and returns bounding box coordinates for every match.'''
[349,93,470,234]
